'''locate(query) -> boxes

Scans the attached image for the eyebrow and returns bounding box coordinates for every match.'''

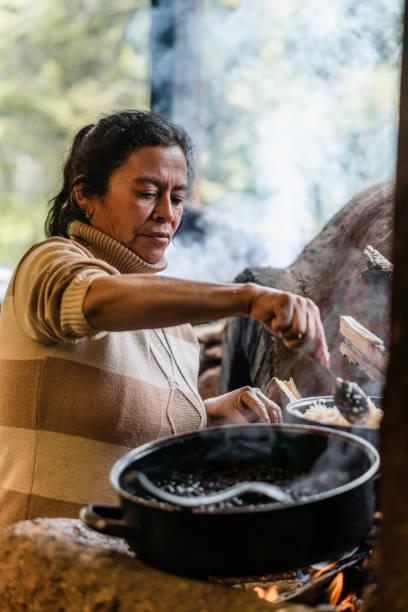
[133,176,187,191]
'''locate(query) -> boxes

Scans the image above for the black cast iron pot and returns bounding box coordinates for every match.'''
[81,423,379,577]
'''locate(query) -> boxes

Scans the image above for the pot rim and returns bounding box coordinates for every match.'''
[110,423,380,515]
[285,395,382,432]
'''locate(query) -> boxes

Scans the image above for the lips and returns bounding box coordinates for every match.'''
[143,232,171,244]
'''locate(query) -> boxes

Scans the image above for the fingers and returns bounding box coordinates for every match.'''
[239,387,270,423]
[269,293,330,367]
[282,305,314,348]
[239,387,283,424]
[254,388,282,423]
[205,386,284,427]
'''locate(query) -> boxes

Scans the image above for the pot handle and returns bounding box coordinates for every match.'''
[80,504,143,541]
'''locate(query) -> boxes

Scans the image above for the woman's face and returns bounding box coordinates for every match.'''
[81,145,187,264]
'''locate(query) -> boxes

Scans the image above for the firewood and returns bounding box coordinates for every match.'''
[265,377,301,408]
[339,315,387,381]
[363,244,393,273]
[360,244,393,288]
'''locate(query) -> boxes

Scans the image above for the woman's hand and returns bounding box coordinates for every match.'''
[204,387,282,426]
[246,286,330,366]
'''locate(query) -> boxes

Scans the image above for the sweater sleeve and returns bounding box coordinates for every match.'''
[12,238,120,344]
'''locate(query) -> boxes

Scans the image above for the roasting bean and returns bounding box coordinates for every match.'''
[125,463,314,510]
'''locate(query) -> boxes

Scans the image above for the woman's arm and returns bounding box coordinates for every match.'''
[83,274,330,365]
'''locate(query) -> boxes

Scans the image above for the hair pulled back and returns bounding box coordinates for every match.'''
[45,110,194,238]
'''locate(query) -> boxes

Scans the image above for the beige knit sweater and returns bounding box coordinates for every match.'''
[0,221,206,528]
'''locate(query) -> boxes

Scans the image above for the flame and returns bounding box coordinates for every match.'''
[312,562,337,580]
[328,572,344,606]
[338,594,356,611]
[252,566,358,610]
[253,585,279,602]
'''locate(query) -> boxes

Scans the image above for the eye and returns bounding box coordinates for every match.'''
[171,196,184,206]
[137,191,157,201]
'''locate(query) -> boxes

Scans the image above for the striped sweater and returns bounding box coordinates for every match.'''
[0,221,206,528]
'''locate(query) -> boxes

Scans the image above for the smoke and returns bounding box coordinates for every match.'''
[196,425,378,503]
[290,435,371,496]
[165,205,269,282]
[128,0,403,283]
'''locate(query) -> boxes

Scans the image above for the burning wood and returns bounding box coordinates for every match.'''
[265,377,301,408]
[247,544,374,610]
[339,315,387,382]
[252,585,279,602]
[312,563,337,580]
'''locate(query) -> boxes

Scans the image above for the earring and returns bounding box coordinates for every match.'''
[83,210,91,219]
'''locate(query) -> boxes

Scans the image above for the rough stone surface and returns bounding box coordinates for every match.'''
[221,177,394,398]
[0,518,314,611]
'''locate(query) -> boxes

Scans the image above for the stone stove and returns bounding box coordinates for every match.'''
[0,517,377,611]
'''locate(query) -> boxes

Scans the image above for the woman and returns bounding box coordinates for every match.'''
[0,110,329,527]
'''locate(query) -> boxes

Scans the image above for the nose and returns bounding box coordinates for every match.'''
[152,193,175,222]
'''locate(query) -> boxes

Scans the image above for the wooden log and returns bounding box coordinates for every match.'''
[361,244,393,289]
[265,377,301,408]
[339,315,387,381]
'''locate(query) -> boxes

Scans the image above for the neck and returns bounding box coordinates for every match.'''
[68,221,168,274]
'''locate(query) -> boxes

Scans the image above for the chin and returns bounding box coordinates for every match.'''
[133,247,165,264]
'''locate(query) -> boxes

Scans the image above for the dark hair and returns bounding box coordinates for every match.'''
[45,110,195,238]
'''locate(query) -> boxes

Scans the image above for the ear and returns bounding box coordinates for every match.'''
[72,175,89,206]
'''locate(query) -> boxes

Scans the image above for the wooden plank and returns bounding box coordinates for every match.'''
[265,377,301,408]
[339,315,387,379]
[340,340,385,382]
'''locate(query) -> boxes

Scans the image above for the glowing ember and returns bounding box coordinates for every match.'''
[253,585,279,602]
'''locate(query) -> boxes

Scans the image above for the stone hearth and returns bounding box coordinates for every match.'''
[0,518,314,611]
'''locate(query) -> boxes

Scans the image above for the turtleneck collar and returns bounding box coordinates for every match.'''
[69,221,168,275]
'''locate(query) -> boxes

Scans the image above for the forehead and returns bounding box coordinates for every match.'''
[115,145,187,181]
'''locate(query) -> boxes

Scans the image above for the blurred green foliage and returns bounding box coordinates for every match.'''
[0,0,150,267]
